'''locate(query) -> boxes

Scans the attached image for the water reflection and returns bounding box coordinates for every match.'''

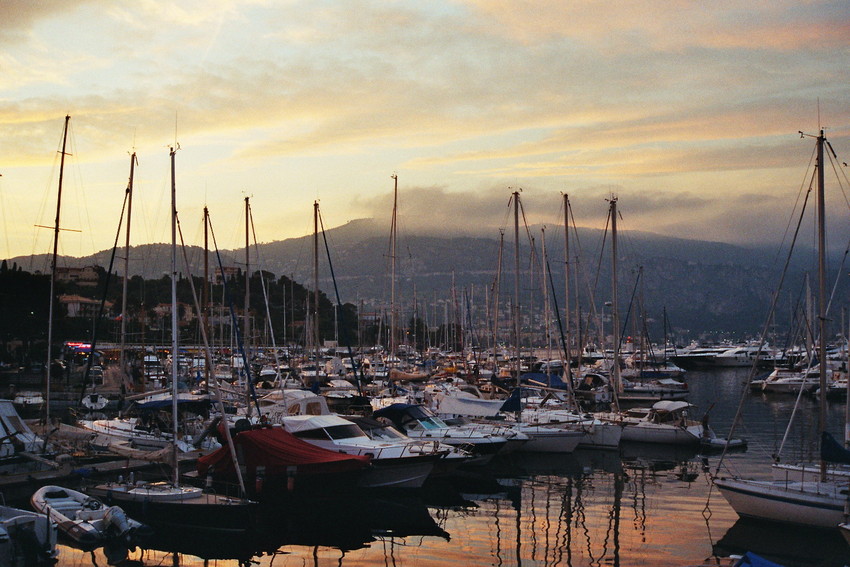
[715,519,849,567]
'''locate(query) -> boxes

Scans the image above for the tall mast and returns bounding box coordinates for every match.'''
[563,194,573,384]
[609,196,622,409]
[492,230,504,371]
[542,228,551,383]
[203,205,211,381]
[169,145,179,485]
[513,190,521,384]
[313,200,320,363]
[44,114,70,423]
[390,174,398,364]
[119,151,136,381]
[816,130,828,481]
[244,196,250,355]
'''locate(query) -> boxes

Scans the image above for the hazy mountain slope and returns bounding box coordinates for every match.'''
[5,219,823,338]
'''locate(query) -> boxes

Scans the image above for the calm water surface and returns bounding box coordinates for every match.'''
[52,368,850,566]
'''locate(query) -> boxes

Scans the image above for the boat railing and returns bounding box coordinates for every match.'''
[406,440,443,455]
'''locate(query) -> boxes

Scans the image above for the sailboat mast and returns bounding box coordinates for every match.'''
[513,190,521,384]
[244,197,250,354]
[563,194,573,383]
[609,197,622,407]
[169,145,179,485]
[203,206,211,381]
[44,114,70,423]
[542,228,551,373]
[390,174,398,364]
[119,152,136,380]
[816,130,828,480]
[313,200,320,364]
[492,230,504,372]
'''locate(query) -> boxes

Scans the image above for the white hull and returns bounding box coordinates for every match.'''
[0,504,58,565]
[516,410,621,449]
[31,485,148,547]
[576,422,622,449]
[715,477,849,528]
[516,426,583,453]
[619,422,702,445]
[362,457,437,488]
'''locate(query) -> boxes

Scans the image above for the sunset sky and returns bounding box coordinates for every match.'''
[1,1,849,264]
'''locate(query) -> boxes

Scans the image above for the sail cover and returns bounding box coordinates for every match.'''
[197,426,370,478]
[820,431,850,465]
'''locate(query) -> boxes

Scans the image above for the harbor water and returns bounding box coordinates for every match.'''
[49,367,850,566]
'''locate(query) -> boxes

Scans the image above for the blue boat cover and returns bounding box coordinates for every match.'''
[373,403,428,423]
[499,389,522,413]
[820,431,850,465]
[520,371,568,389]
[734,551,785,567]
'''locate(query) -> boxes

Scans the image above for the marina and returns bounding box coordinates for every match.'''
[1,2,848,566]
[0,367,845,566]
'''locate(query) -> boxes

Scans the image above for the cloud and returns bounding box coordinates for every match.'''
[461,1,850,52]
[0,1,848,260]
[0,1,98,43]
[344,178,850,251]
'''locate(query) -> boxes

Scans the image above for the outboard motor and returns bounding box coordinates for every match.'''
[103,506,131,538]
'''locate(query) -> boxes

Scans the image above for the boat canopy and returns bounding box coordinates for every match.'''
[197,427,370,478]
[373,403,430,423]
[282,414,353,433]
[651,401,692,413]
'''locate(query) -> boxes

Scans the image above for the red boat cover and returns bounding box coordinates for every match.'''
[197,427,371,478]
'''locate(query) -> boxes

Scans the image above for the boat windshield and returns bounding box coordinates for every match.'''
[368,426,408,441]
[324,424,368,440]
[416,416,447,430]
[292,423,366,440]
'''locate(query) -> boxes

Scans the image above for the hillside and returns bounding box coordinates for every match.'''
[5,219,829,341]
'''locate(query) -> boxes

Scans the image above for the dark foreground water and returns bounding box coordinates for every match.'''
[52,368,850,566]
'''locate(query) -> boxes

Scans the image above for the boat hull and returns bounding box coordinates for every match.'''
[715,478,848,528]
[517,427,583,453]
[0,504,58,565]
[360,455,438,489]
[619,423,701,445]
[86,482,258,533]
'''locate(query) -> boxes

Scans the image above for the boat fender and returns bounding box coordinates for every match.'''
[256,465,265,494]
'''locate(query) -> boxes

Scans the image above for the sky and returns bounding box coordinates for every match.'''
[1,0,849,265]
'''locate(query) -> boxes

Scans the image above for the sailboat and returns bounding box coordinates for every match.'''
[496,190,585,453]
[714,129,850,529]
[85,145,257,532]
[593,197,714,445]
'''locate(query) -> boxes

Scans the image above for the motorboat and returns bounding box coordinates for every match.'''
[710,343,771,367]
[372,403,509,463]
[759,366,821,394]
[197,426,371,500]
[595,401,710,445]
[10,391,44,419]
[0,503,58,565]
[31,485,150,548]
[277,413,446,488]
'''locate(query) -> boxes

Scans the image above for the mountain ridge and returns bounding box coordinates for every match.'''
[4,219,825,340]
